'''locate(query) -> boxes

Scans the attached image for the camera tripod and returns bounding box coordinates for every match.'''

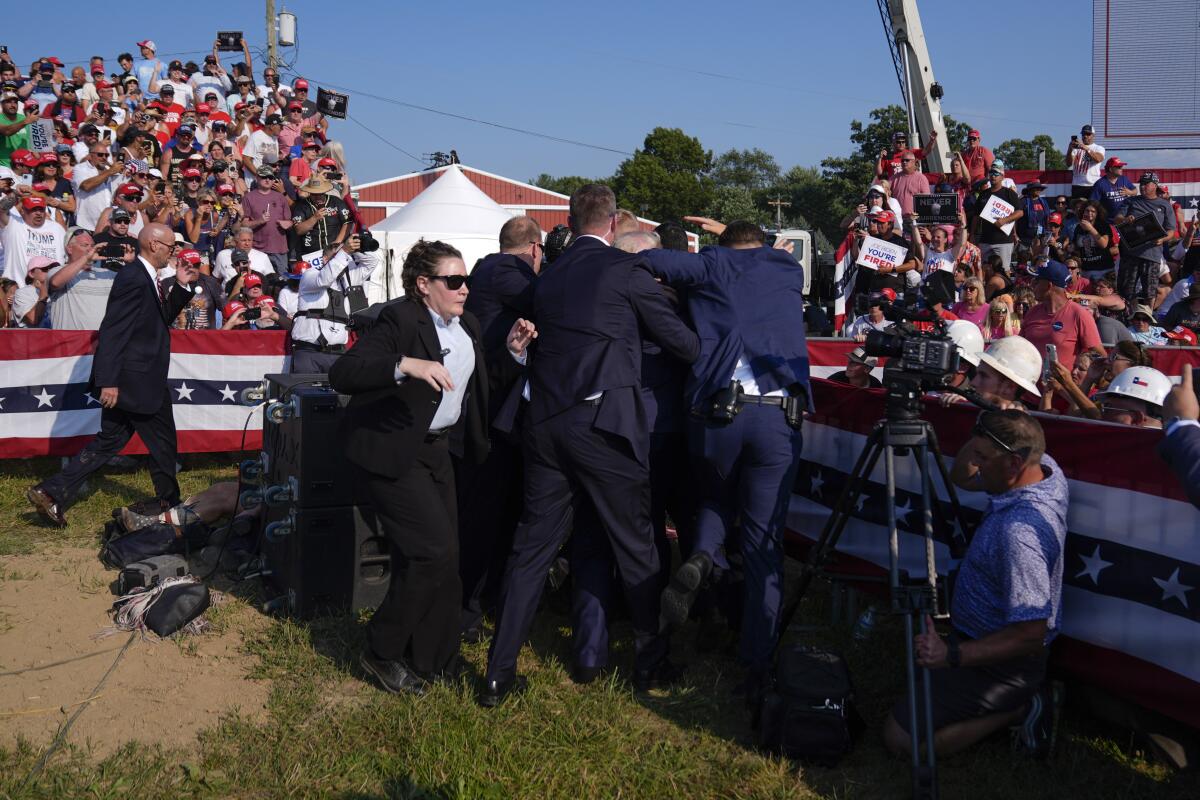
[783,395,975,800]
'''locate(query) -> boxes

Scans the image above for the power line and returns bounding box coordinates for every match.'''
[292,74,633,157]
[346,114,425,167]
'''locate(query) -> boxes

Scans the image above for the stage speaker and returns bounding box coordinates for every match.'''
[261,503,390,617]
[260,374,370,508]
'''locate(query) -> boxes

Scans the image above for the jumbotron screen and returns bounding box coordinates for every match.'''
[1091,0,1200,149]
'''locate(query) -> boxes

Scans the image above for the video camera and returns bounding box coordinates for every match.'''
[864,303,960,419]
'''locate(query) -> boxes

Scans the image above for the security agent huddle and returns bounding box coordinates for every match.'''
[290,233,380,374]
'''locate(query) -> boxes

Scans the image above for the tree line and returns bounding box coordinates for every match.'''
[532,104,1066,255]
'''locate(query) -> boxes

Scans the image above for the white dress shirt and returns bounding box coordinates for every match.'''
[395,305,475,432]
[291,249,379,346]
[732,357,785,397]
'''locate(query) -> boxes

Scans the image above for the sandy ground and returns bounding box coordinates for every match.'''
[0,546,269,758]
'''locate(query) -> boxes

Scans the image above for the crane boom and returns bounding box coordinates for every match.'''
[883,0,950,173]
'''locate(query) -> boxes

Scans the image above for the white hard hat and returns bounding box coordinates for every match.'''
[946,320,983,367]
[978,336,1042,397]
[1096,366,1172,408]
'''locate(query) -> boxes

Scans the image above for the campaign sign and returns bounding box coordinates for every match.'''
[301,250,326,270]
[913,193,960,225]
[316,88,348,119]
[216,31,243,51]
[1117,213,1167,251]
[29,119,55,152]
[979,194,1016,235]
[855,235,908,271]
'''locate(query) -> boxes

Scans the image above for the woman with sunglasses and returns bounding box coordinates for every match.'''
[950,277,989,331]
[985,298,1018,341]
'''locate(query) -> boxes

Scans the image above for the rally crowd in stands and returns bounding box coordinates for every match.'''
[0,39,357,334]
[0,41,1197,430]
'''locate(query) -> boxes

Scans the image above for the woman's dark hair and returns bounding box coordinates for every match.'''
[1114,340,1152,367]
[402,239,462,299]
[1079,200,1108,228]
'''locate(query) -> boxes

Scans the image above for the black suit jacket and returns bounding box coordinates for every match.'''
[90,258,193,414]
[464,251,535,422]
[523,236,699,464]
[328,298,490,479]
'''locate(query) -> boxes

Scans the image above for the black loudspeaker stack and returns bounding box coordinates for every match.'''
[251,373,390,617]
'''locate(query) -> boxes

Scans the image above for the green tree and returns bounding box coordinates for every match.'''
[712,148,781,191]
[530,174,598,197]
[612,127,714,222]
[993,135,1066,171]
[706,185,767,227]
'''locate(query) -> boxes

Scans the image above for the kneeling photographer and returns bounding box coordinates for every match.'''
[291,231,379,373]
[882,410,1066,760]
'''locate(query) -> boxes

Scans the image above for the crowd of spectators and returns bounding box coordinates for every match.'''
[837,123,1200,429]
[0,40,360,332]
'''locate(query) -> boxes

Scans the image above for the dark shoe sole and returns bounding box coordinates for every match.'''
[571,665,604,685]
[661,558,707,627]
[478,676,527,708]
[359,653,427,697]
[26,488,66,527]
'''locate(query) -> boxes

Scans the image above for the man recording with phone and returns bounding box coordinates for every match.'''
[290,231,379,373]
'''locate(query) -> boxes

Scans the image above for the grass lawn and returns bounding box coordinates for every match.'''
[1,456,1197,799]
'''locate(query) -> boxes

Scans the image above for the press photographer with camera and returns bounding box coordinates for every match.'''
[883,410,1066,760]
[290,231,379,373]
[290,175,351,255]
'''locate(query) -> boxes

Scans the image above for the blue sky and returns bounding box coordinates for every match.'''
[17,1,1183,183]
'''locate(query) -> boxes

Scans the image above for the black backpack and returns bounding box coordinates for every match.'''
[755,645,863,765]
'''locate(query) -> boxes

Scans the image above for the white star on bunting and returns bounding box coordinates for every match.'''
[809,469,824,498]
[1075,545,1112,585]
[175,382,195,402]
[1153,568,1192,609]
[219,384,238,403]
[85,393,99,405]
[855,493,869,513]
[34,387,55,408]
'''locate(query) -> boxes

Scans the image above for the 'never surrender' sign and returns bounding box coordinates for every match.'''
[855,235,908,271]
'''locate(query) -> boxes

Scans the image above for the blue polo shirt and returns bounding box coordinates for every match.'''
[951,455,1068,644]
[1090,175,1137,219]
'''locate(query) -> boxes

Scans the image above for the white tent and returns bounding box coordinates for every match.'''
[366,165,517,303]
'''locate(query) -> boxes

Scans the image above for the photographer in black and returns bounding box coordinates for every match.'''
[291,232,379,373]
[290,176,351,255]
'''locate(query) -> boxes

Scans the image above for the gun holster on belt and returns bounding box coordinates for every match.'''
[701,380,743,424]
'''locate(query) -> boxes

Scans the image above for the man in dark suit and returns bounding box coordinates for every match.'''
[1159,363,1200,509]
[641,219,811,692]
[28,223,199,527]
[480,184,700,706]
[456,216,542,641]
[329,240,531,694]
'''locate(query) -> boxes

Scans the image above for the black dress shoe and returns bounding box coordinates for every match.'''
[433,654,470,686]
[461,624,490,645]
[359,651,429,696]
[660,552,713,628]
[478,675,527,708]
[571,664,604,685]
[26,486,67,527]
[632,659,686,693]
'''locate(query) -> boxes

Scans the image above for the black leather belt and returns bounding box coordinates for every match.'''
[736,394,785,407]
[424,428,450,443]
[293,341,346,354]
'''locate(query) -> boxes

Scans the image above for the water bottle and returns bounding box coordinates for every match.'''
[852,606,879,642]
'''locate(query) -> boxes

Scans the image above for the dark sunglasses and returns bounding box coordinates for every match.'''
[973,413,1030,458]
[430,274,467,290]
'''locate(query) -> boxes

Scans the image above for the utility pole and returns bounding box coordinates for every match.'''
[266,0,278,70]
[768,196,791,230]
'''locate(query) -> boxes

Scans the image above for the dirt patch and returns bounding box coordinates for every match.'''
[0,546,269,758]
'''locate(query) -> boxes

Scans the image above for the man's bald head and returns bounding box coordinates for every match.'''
[499,216,542,252]
[613,230,660,254]
[139,223,176,268]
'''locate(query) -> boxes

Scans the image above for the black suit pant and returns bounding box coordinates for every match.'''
[39,386,180,509]
[364,437,461,676]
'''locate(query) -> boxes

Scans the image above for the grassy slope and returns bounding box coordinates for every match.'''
[1,457,1197,800]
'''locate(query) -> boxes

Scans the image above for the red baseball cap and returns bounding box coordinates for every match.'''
[181,167,202,179]
[223,300,246,318]
[1048,212,1064,225]
[287,101,303,111]
[94,79,113,90]
[243,272,263,288]
[196,103,211,115]
[38,152,58,165]
[47,56,64,67]
[293,78,309,90]
[21,196,47,210]
[1105,157,1127,169]
[255,295,276,307]
[178,248,201,265]
[16,152,39,168]
[1164,326,1198,345]
[31,182,52,193]
[216,183,236,196]
[868,209,895,224]
[302,139,321,150]
[880,288,897,302]
[234,101,247,111]
[289,260,311,276]
[117,183,143,198]
[317,157,337,168]
[968,129,981,139]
